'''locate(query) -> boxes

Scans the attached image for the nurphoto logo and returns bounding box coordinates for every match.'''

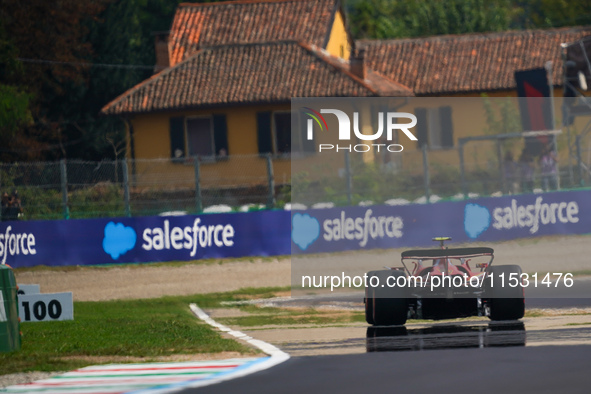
[304,107,418,153]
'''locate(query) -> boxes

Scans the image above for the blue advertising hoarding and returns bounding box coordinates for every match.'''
[291,190,591,254]
[1,190,590,268]
[0,210,291,268]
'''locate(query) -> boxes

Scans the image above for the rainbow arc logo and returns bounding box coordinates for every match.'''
[303,107,328,139]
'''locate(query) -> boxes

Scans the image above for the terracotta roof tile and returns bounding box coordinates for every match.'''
[101,41,410,115]
[168,0,341,66]
[360,26,591,95]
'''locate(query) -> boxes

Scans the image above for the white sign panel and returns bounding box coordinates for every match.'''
[17,284,40,296]
[19,292,73,322]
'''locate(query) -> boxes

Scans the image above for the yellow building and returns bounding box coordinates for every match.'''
[361,26,591,149]
[102,1,591,198]
[101,0,409,192]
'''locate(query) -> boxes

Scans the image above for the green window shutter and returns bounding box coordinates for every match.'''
[439,106,454,148]
[257,111,272,154]
[169,117,185,162]
[213,114,229,156]
[415,108,428,149]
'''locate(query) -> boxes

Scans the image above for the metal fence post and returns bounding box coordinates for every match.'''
[576,135,584,187]
[496,140,505,194]
[122,159,131,217]
[344,150,352,205]
[60,159,69,219]
[193,156,202,213]
[266,154,275,209]
[422,144,430,202]
[458,141,467,199]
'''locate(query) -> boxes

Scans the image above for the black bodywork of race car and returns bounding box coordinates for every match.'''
[364,238,525,326]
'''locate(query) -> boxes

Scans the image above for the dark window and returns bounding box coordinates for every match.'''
[273,112,292,154]
[257,111,272,154]
[187,117,214,157]
[415,108,428,149]
[169,117,185,162]
[297,112,316,154]
[213,114,229,156]
[440,106,453,148]
[415,106,454,149]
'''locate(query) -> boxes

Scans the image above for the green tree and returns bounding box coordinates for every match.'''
[347,0,518,39]
[0,0,107,161]
[517,0,591,29]
[0,0,222,162]
[347,0,591,40]
[0,19,33,157]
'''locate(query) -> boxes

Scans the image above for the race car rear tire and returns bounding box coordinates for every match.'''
[365,270,408,326]
[485,265,525,321]
[364,287,375,325]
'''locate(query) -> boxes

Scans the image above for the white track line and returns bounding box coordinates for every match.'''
[125,304,290,393]
[189,303,289,361]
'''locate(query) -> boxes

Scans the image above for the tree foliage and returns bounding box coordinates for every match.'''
[0,0,106,161]
[347,0,591,39]
[1,0,591,162]
[347,0,518,39]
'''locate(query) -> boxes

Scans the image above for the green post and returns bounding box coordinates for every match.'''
[497,140,505,194]
[344,150,352,206]
[60,159,69,219]
[422,144,430,202]
[458,141,467,199]
[576,135,584,187]
[266,154,275,209]
[122,160,131,217]
[0,265,21,352]
[193,156,202,213]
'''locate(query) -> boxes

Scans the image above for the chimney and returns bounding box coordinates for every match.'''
[350,48,366,80]
[154,31,170,73]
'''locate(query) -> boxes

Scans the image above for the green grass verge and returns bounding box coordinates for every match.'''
[0,287,287,375]
[218,306,366,327]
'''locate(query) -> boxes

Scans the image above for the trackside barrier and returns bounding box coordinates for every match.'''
[0,190,590,268]
[0,210,291,268]
[291,190,591,254]
[0,265,21,352]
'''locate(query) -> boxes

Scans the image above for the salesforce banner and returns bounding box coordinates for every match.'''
[0,211,291,268]
[291,190,590,254]
[1,190,589,267]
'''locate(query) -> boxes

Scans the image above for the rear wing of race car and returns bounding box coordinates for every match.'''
[399,247,494,276]
[401,247,494,260]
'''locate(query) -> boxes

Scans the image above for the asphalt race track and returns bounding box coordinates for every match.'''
[182,281,591,394]
[261,276,591,309]
[186,345,591,394]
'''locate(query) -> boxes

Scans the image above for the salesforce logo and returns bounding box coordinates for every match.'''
[492,197,579,234]
[102,218,236,260]
[464,204,491,239]
[464,197,580,239]
[0,225,37,264]
[291,213,320,251]
[102,222,137,260]
[141,218,235,256]
[291,209,404,251]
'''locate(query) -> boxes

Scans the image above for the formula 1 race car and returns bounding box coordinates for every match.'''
[364,237,525,326]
